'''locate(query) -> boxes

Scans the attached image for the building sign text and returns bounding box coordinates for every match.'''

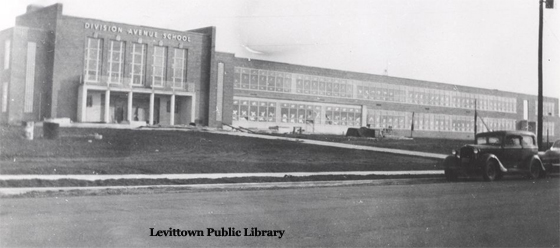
[84,22,191,42]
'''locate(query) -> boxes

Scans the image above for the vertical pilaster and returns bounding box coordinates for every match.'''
[170,94,175,125]
[190,94,196,124]
[77,86,87,122]
[127,91,133,122]
[149,93,154,125]
[320,104,327,125]
[361,105,368,127]
[275,102,281,126]
[353,81,358,99]
[104,89,110,123]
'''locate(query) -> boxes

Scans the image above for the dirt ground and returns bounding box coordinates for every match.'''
[0,125,443,175]
[268,133,471,155]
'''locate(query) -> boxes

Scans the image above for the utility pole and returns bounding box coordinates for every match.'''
[410,112,415,138]
[538,0,554,151]
[538,0,544,151]
[474,99,477,143]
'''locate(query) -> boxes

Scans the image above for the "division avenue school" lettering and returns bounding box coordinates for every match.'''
[84,22,191,42]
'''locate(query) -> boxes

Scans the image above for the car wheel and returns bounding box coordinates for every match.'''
[529,160,543,179]
[483,160,498,182]
[445,169,458,182]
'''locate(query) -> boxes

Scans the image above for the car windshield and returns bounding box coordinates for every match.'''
[553,140,560,148]
[476,135,502,145]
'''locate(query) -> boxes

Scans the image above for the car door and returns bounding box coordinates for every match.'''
[520,135,538,167]
[502,135,522,168]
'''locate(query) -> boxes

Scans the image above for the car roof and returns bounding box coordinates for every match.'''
[476,130,536,137]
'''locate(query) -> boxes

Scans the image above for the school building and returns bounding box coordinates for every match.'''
[1,3,559,140]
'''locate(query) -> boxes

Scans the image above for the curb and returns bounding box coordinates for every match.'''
[0,177,446,196]
[0,170,444,181]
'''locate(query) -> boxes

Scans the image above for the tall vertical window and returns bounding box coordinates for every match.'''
[216,62,224,122]
[24,42,36,113]
[108,40,124,83]
[172,48,187,88]
[84,38,102,82]
[536,101,556,117]
[152,46,166,87]
[130,43,146,85]
[3,40,10,70]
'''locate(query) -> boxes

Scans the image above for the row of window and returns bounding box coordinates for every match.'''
[370,110,517,132]
[535,101,556,116]
[232,100,277,122]
[234,67,557,115]
[367,110,518,133]
[231,98,556,135]
[236,70,292,93]
[231,99,362,126]
[359,86,517,113]
[84,37,188,88]
[294,75,354,98]
[543,122,555,136]
[324,106,362,126]
[366,110,555,135]
[280,103,322,124]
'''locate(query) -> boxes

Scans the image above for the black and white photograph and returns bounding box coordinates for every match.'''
[0,0,559,247]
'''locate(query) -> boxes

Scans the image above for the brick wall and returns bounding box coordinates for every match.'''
[9,4,214,123]
[216,53,560,139]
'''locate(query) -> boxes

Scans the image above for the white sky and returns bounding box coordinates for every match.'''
[1,0,559,107]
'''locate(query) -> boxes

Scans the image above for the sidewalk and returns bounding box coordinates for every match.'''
[0,177,444,196]
[0,170,443,181]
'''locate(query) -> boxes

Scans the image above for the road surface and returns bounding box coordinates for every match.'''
[1,178,558,247]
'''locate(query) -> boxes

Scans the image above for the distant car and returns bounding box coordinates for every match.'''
[541,139,560,173]
[444,131,546,181]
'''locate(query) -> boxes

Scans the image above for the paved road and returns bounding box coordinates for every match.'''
[1,178,558,247]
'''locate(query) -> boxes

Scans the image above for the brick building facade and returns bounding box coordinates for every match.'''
[1,4,559,140]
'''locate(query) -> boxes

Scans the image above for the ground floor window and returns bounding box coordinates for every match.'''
[232,99,276,122]
[232,97,362,127]
[325,105,360,126]
[280,103,321,124]
[367,109,517,133]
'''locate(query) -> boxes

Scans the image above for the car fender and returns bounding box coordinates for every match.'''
[443,155,459,169]
[478,153,508,172]
[529,155,545,172]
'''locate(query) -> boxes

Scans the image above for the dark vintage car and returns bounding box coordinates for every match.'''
[540,139,560,173]
[444,131,546,181]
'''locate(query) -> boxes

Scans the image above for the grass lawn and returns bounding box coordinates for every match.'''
[0,125,444,175]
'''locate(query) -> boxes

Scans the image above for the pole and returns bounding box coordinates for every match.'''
[410,112,415,138]
[537,0,544,151]
[547,129,549,148]
[479,114,491,132]
[474,99,477,143]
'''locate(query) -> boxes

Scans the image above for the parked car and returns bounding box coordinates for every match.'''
[540,139,560,173]
[444,131,546,181]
